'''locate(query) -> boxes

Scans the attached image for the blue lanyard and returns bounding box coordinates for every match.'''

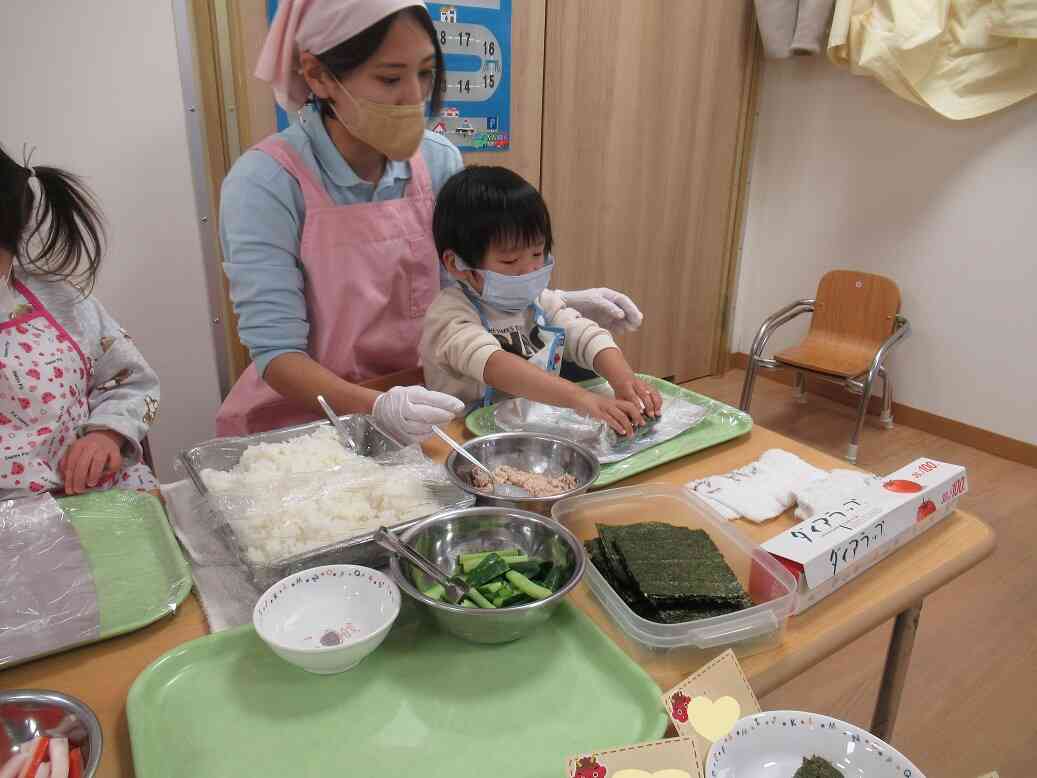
[459,286,566,408]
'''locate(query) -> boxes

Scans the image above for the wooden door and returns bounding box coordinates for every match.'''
[541,0,757,382]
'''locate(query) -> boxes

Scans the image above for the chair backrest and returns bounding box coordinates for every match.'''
[809,270,901,349]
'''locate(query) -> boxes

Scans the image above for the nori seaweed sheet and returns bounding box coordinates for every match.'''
[584,538,644,611]
[587,522,752,625]
[792,756,843,778]
[656,602,746,622]
[595,525,639,590]
[610,523,749,607]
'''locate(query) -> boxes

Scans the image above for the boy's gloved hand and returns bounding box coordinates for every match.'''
[372,385,465,445]
[558,288,643,334]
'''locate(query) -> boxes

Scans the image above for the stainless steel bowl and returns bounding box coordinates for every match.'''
[444,432,600,515]
[0,689,102,777]
[389,506,586,644]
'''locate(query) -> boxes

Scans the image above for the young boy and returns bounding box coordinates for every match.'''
[420,166,661,435]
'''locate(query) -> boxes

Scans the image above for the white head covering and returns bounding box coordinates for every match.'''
[256,0,428,112]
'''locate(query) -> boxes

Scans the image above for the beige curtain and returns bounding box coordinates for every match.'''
[828,0,1037,119]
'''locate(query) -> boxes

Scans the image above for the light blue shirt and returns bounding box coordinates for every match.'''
[219,103,464,376]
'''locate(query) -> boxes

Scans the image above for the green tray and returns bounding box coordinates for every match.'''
[62,490,192,639]
[465,376,752,486]
[128,601,667,778]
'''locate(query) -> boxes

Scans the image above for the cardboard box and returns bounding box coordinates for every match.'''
[755,458,968,615]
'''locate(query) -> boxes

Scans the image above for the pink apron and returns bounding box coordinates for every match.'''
[215,139,439,436]
[0,281,155,494]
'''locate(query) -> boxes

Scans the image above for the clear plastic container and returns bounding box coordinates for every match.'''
[552,484,796,660]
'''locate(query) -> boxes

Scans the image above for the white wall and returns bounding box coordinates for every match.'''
[733,58,1037,446]
[0,1,224,478]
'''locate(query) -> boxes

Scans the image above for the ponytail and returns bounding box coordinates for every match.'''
[0,144,105,292]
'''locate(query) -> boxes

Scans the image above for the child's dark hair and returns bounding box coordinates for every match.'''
[314,7,446,117]
[433,166,553,266]
[0,144,105,292]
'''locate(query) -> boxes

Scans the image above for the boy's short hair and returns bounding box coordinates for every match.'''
[433,166,553,267]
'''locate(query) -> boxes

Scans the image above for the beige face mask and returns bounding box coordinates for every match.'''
[328,76,426,161]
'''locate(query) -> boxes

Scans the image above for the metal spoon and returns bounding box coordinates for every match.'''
[429,425,529,498]
[316,394,359,454]
[374,527,481,606]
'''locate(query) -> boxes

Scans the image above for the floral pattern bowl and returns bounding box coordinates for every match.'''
[253,564,400,674]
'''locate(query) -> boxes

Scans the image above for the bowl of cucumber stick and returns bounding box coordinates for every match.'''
[388,507,585,644]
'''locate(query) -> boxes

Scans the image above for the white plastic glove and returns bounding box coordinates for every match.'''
[557,288,644,333]
[371,385,465,445]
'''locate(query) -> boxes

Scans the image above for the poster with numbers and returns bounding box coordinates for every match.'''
[426,1,512,152]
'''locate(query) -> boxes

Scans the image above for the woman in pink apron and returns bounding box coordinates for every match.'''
[0,145,160,498]
[216,0,644,442]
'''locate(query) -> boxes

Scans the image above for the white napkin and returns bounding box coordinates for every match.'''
[690,471,785,522]
[793,469,878,520]
[688,449,828,523]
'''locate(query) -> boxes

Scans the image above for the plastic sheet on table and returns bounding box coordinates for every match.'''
[494,382,715,463]
[0,490,190,668]
[175,415,473,585]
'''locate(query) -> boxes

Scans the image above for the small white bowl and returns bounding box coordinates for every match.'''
[253,564,400,674]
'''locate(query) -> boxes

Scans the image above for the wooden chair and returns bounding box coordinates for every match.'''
[738,270,910,463]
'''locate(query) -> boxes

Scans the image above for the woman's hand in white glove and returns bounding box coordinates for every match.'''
[558,288,644,333]
[371,385,465,445]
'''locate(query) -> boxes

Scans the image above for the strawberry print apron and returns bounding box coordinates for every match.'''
[0,281,155,495]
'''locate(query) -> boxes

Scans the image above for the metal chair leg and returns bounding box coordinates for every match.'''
[739,354,759,413]
[847,371,875,463]
[879,368,894,429]
[792,371,807,404]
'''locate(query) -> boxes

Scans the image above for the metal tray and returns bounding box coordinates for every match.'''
[178,415,474,589]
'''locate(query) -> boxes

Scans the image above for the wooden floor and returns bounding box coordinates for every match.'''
[685,370,1037,778]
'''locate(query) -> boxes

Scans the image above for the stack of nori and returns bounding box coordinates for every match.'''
[585,521,752,624]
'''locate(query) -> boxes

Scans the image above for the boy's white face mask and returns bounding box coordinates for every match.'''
[454,254,555,313]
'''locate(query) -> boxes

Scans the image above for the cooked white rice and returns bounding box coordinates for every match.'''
[201,427,438,564]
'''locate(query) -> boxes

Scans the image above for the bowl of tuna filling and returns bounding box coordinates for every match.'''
[445,432,599,516]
